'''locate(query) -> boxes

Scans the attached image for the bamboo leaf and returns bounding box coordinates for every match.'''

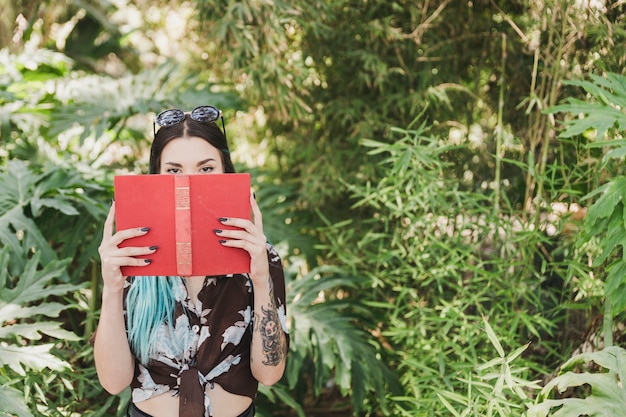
[483,317,505,358]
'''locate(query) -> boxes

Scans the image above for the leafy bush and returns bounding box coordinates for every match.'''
[522,71,626,417]
[0,157,113,416]
[313,117,581,415]
[282,264,401,415]
[0,252,81,417]
[549,73,626,340]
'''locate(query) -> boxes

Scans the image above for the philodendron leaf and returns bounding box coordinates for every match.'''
[0,302,68,323]
[0,344,70,376]
[529,347,626,417]
[0,253,75,306]
[0,385,34,417]
[0,249,82,377]
[0,322,81,340]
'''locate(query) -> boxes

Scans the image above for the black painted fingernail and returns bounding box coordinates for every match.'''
[253,192,256,199]
[218,217,228,222]
[214,229,222,234]
[144,259,153,263]
[149,246,158,250]
[218,240,227,244]
[140,227,150,232]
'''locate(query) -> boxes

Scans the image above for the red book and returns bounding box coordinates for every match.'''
[114,173,251,277]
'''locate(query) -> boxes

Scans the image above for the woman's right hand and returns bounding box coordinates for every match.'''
[98,202,156,292]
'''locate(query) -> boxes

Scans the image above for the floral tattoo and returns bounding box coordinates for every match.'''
[252,276,287,367]
[255,303,285,366]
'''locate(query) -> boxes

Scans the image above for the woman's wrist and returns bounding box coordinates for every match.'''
[249,274,272,291]
[101,284,125,301]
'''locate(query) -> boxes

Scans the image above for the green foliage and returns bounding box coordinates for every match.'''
[46,62,240,147]
[314,120,568,415]
[193,0,626,217]
[0,387,33,417]
[192,0,324,121]
[0,159,107,415]
[528,346,626,417]
[436,318,541,417]
[0,160,102,279]
[580,177,626,315]
[1,50,117,415]
[0,248,82,414]
[284,263,401,414]
[0,160,57,273]
[257,383,305,417]
[549,72,626,316]
[549,73,626,144]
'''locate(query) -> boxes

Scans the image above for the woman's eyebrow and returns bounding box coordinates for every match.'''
[196,158,216,166]
[163,161,182,167]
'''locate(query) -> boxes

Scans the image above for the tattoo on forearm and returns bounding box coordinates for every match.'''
[255,304,284,366]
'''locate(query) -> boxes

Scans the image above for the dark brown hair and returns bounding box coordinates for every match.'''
[149,115,235,174]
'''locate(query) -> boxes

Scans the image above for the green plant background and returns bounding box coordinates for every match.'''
[1,1,626,416]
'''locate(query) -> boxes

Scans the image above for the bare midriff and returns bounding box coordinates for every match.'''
[135,383,252,417]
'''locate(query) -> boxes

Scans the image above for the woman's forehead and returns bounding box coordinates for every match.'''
[160,136,222,163]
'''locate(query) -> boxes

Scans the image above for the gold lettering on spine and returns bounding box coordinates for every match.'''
[174,176,192,275]
[176,242,192,265]
[175,186,190,209]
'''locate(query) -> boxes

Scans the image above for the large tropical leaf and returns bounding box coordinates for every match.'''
[0,247,83,415]
[528,346,626,417]
[0,385,34,417]
[0,160,58,273]
[0,159,108,286]
[285,264,400,414]
[548,73,626,152]
[0,344,70,376]
[0,248,82,377]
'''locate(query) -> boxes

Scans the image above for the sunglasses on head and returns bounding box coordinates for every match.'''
[153,105,227,143]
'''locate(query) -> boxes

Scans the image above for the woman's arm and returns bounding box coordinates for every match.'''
[216,194,288,385]
[249,274,288,385]
[93,286,135,394]
[93,203,156,394]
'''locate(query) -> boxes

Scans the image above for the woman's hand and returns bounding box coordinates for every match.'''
[98,202,157,292]
[215,193,270,286]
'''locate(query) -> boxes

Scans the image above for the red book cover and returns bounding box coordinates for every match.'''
[114,173,251,277]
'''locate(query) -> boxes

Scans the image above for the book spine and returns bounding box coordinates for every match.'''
[175,175,192,276]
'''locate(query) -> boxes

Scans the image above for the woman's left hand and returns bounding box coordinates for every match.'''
[215,192,270,286]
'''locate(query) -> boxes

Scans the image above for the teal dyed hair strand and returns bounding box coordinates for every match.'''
[126,276,177,365]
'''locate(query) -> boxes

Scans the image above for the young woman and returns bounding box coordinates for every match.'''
[92,106,289,417]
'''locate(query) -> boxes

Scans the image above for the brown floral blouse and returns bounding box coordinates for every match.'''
[93,244,288,417]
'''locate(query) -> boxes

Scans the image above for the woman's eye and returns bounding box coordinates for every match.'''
[166,168,181,174]
[200,166,214,173]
